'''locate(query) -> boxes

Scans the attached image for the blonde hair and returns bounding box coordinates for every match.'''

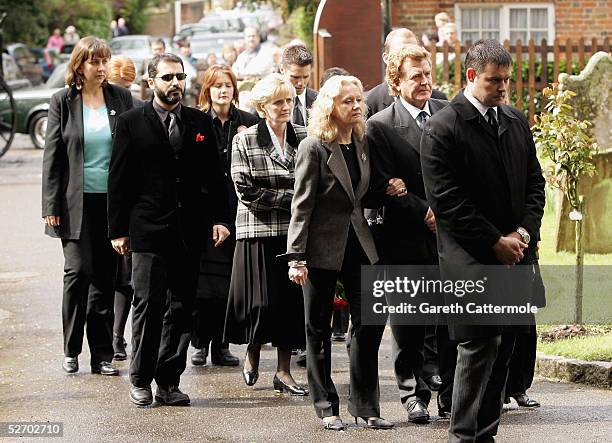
[106,55,136,85]
[65,36,111,88]
[308,75,366,143]
[250,73,295,118]
[386,45,432,96]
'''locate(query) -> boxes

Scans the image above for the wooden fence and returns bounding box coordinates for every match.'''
[431,38,611,123]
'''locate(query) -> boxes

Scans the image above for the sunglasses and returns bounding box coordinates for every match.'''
[156,73,188,82]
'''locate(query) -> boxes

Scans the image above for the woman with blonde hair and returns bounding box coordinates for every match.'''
[42,36,133,375]
[224,73,308,395]
[188,64,258,367]
[282,75,405,430]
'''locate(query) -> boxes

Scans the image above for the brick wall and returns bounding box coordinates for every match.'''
[392,0,610,42]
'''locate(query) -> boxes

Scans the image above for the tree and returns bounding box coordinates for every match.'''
[532,83,599,324]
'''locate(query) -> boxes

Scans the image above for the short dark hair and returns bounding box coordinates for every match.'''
[152,38,166,49]
[281,45,313,68]
[465,39,512,74]
[320,66,351,88]
[148,53,184,79]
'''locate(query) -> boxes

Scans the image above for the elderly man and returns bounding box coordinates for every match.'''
[232,27,276,78]
[366,28,447,117]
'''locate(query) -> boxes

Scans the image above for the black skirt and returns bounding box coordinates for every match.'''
[224,236,306,348]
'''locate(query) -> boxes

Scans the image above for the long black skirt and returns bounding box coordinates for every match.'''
[224,236,305,349]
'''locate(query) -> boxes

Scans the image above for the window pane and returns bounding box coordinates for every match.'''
[463,31,480,44]
[462,9,480,30]
[531,31,547,43]
[510,31,528,43]
[482,31,500,40]
[482,8,500,29]
[531,9,548,28]
[510,9,528,29]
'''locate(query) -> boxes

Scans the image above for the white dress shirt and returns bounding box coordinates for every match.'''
[464,86,498,123]
[399,96,432,122]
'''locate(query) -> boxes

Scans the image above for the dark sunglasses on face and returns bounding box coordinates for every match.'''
[156,73,188,82]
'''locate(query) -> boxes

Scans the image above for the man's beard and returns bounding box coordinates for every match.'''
[155,85,184,105]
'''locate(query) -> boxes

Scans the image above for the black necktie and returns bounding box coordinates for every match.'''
[486,108,499,135]
[165,112,181,151]
[293,97,305,126]
[417,110,429,129]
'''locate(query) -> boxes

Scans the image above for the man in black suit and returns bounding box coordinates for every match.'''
[420,39,545,441]
[367,44,447,424]
[108,53,230,407]
[279,44,317,127]
[366,28,447,118]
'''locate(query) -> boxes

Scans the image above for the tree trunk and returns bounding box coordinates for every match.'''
[574,196,584,324]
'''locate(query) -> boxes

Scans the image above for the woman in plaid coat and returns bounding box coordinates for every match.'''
[224,74,308,396]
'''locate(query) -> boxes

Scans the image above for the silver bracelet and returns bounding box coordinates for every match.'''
[288,260,307,268]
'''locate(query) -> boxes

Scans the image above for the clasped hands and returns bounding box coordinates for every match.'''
[493,232,528,265]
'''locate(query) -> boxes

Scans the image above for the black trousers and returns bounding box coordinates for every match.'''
[303,235,385,419]
[130,240,200,388]
[390,324,431,408]
[449,333,516,443]
[436,325,457,413]
[61,193,115,364]
[422,325,439,379]
[505,325,537,396]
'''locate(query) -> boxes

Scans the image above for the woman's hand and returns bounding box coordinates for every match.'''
[111,237,130,256]
[212,224,230,247]
[386,178,408,197]
[43,215,61,227]
[289,265,308,286]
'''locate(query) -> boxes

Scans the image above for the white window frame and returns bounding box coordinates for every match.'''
[455,3,555,43]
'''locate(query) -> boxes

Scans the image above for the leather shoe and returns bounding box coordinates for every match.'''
[331,332,346,342]
[407,400,430,424]
[130,385,153,406]
[513,393,540,408]
[155,385,190,406]
[91,361,119,376]
[191,348,208,366]
[242,367,258,386]
[272,375,309,396]
[211,348,239,366]
[424,375,442,391]
[62,357,78,373]
[322,417,345,431]
[295,350,307,368]
[113,334,127,361]
[354,416,394,429]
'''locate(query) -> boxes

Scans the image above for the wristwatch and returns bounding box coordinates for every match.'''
[516,227,530,244]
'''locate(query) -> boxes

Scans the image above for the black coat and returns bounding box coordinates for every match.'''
[42,83,134,239]
[420,90,546,340]
[366,81,447,118]
[107,100,230,252]
[367,98,448,264]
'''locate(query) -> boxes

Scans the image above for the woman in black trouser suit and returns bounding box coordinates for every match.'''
[282,75,407,431]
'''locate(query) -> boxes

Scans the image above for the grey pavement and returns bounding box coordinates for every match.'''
[0,137,611,442]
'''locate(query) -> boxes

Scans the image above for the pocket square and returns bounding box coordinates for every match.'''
[195,133,205,142]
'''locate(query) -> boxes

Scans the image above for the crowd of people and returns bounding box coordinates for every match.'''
[41,18,546,441]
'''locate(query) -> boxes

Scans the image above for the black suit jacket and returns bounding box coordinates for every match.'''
[108,100,230,252]
[366,81,447,118]
[367,98,448,264]
[420,90,546,339]
[42,83,134,239]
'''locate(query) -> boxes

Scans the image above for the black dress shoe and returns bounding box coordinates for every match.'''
[62,357,78,373]
[513,393,540,408]
[424,375,442,391]
[211,348,239,366]
[438,409,452,419]
[155,385,190,406]
[242,366,259,386]
[130,385,153,406]
[272,375,309,396]
[354,416,394,429]
[191,348,208,366]
[322,417,345,431]
[113,334,127,361]
[91,361,119,376]
[295,350,307,368]
[331,332,346,342]
[407,400,430,424]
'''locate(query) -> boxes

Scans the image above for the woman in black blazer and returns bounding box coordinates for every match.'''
[189,64,259,367]
[42,36,134,375]
[283,76,406,430]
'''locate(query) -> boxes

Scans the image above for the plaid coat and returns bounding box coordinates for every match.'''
[231,120,307,239]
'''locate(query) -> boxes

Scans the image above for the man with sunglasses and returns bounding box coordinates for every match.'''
[108,53,231,407]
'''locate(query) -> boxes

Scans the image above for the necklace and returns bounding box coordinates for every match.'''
[339,143,351,150]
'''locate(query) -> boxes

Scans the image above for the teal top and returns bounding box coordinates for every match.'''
[83,104,112,193]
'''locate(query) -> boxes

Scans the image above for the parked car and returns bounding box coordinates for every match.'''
[3,62,67,149]
[2,53,32,91]
[189,33,242,61]
[6,43,44,86]
[175,16,245,43]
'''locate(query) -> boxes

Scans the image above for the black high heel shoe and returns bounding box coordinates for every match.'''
[354,416,394,429]
[272,375,309,396]
[242,366,258,386]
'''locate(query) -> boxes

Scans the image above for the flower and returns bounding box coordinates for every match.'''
[195,133,205,142]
